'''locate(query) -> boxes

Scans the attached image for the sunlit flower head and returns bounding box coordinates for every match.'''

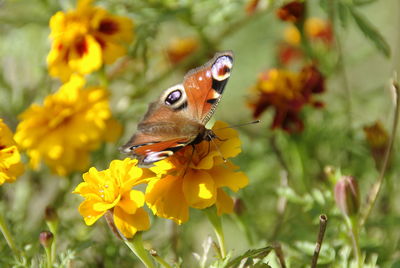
[145,121,249,224]
[73,158,155,238]
[14,75,121,176]
[248,65,325,133]
[166,37,199,64]
[363,121,390,169]
[0,119,24,185]
[47,0,134,81]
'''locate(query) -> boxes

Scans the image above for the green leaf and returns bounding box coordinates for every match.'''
[224,247,273,268]
[348,6,390,57]
[352,0,378,6]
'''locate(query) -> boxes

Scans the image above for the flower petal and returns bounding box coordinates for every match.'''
[208,163,249,192]
[113,206,150,238]
[145,176,189,224]
[216,189,234,215]
[78,199,105,226]
[183,169,216,209]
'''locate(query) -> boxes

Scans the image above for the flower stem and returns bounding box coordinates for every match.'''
[311,215,328,268]
[149,249,173,268]
[204,207,226,259]
[347,216,362,268]
[44,245,52,268]
[124,233,155,268]
[361,80,399,226]
[0,213,19,257]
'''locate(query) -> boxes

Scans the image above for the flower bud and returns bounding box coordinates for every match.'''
[45,206,58,223]
[334,176,360,217]
[39,231,54,248]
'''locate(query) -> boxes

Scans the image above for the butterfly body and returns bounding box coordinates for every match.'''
[121,51,233,166]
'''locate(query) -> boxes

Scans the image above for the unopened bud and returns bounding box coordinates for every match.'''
[45,206,58,223]
[39,231,54,248]
[334,176,360,217]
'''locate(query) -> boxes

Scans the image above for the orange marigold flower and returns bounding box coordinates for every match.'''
[276,1,305,23]
[0,119,24,185]
[248,65,325,133]
[14,75,121,176]
[73,158,155,238]
[363,121,390,169]
[166,37,199,64]
[145,121,249,224]
[47,0,134,81]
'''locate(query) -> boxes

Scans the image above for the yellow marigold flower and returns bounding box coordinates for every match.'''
[166,37,199,64]
[283,17,333,46]
[145,121,249,225]
[47,0,134,81]
[73,158,154,238]
[14,75,121,176]
[0,119,24,185]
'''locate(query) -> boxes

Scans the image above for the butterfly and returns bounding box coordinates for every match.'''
[120,51,234,166]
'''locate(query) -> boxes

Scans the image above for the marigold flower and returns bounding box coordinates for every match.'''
[363,121,390,169]
[0,119,24,185]
[73,158,155,238]
[47,0,134,81]
[248,66,325,132]
[145,121,249,224]
[14,75,121,176]
[166,37,199,64]
[283,18,333,46]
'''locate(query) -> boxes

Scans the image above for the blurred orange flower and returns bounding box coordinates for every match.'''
[248,65,325,132]
[145,121,249,224]
[47,0,134,81]
[14,75,121,176]
[73,158,155,238]
[363,121,390,169]
[166,37,199,64]
[0,119,24,185]
[283,18,333,46]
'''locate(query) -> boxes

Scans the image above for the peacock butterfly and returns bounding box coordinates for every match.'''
[120,51,234,166]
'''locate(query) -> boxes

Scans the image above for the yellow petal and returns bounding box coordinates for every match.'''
[209,163,249,192]
[78,200,105,226]
[113,207,150,238]
[68,35,102,74]
[145,176,189,224]
[117,190,145,214]
[216,189,234,215]
[182,169,216,209]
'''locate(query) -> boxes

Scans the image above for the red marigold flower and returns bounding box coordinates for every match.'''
[248,65,325,133]
[276,1,305,23]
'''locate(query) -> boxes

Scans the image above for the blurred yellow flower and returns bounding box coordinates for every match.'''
[283,17,333,46]
[166,37,199,64]
[0,119,24,185]
[145,121,249,224]
[47,0,134,81]
[73,158,155,238]
[14,75,121,176]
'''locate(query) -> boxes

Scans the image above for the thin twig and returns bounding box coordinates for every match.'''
[361,79,399,226]
[311,214,328,268]
[273,242,286,268]
[270,170,288,241]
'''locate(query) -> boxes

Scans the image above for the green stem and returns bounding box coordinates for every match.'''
[204,207,226,259]
[361,80,399,226]
[347,217,362,268]
[44,245,52,268]
[46,221,58,264]
[124,233,155,268]
[149,249,173,268]
[0,213,19,257]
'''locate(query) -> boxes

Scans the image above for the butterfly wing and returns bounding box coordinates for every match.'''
[121,51,234,166]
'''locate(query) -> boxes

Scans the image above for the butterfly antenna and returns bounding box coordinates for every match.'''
[213,120,260,130]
